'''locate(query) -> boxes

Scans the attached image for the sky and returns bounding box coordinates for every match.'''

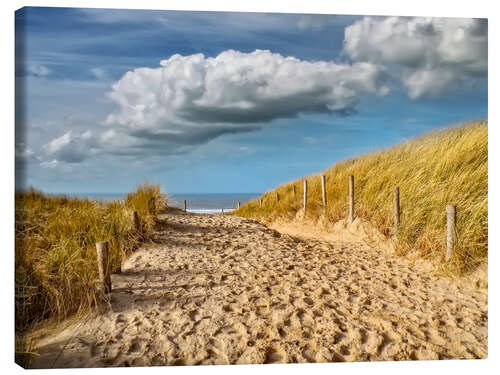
[14,7,488,194]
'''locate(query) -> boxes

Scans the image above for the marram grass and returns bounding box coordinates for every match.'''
[235,121,487,277]
[15,183,167,353]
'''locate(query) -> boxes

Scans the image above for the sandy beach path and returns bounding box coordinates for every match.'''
[33,210,487,368]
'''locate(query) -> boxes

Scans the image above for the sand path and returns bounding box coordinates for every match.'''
[33,210,487,368]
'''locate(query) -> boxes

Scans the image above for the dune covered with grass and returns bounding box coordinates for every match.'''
[15,183,167,364]
[234,121,488,277]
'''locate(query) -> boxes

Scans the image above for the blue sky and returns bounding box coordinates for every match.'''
[15,7,487,194]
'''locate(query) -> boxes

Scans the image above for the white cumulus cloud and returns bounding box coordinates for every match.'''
[26,62,51,77]
[103,49,389,146]
[343,17,487,98]
[43,130,98,163]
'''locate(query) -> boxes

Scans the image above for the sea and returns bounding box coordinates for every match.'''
[65,192,261,214]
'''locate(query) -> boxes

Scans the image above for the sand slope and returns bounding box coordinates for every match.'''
[32,211,487,368]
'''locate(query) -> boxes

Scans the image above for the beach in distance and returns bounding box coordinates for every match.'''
[165,193,260,213]
[62,193,261,213]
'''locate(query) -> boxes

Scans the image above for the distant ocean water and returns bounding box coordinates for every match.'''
[66,192,261,214]
[169,193,260,214]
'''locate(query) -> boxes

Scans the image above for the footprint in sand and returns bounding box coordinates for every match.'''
[264,346,286,364]
[303,296,314,306]
[128,338,145,354]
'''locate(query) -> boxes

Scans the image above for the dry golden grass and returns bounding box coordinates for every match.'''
[235,121,487,277]
[15,183,167,365]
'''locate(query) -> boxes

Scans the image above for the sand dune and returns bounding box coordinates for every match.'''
[32,210,487,368]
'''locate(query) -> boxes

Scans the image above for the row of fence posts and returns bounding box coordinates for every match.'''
[95,181,457,293]
[260,175,457,263]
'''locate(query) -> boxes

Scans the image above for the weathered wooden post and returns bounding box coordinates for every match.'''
[394,187,400,232]
[222,208,224,215]
[133,210,140,231]
[238,201,241,209]
[348,175,355,224]
[184,200,187,212]
[96,241,111,294]
[259,199,262,207]
[293,185,296,198]
[148,197,156,215]
[446,204,456,261]
[276,192,280,202]
[303,179,308,217]
[321,175,327,210]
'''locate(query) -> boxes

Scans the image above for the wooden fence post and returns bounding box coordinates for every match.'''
[238,201,241,209]
[293,185,296,198]
[222,208,224,215]
[321,175,327,210]
[394,187,400,232]
[96,241,111,294]
[148,197,156,215]
[348,175,355,224]
[276,192,280,202]
[133,211,140,231]
[303,179,308,217]
[446,204,456,261]
[259,199,262,207]
[184,200,187,212]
